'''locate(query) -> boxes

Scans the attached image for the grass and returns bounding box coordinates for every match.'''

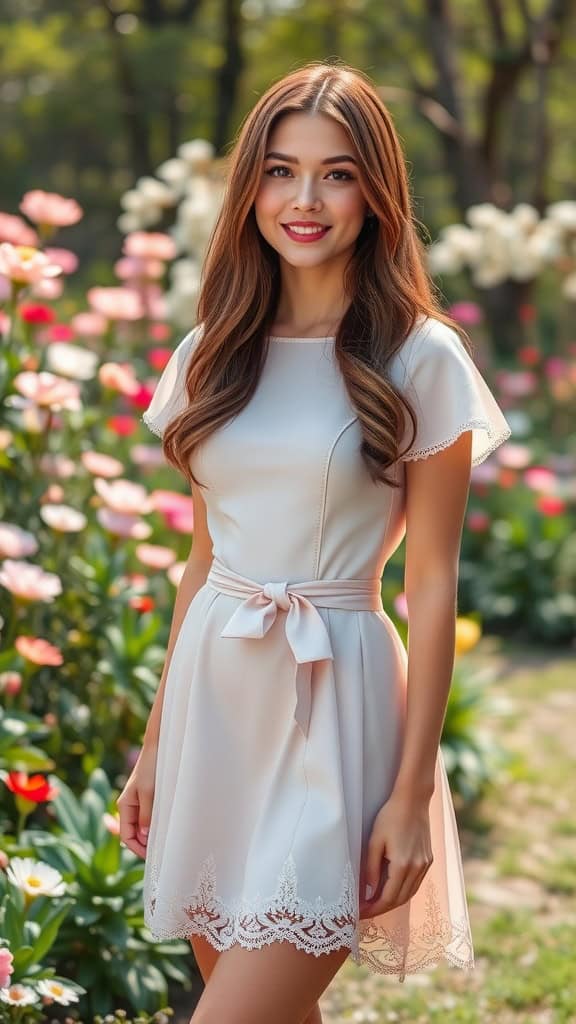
[320,643,576,1024]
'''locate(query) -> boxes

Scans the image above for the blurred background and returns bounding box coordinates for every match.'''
[1,2,575,1023]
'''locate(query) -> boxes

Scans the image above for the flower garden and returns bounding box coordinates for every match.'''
[0,156,575,1022]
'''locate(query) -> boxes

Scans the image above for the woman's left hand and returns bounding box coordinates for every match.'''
[359,789,433,919]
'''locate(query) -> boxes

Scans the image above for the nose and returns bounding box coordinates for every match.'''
[291,176,322,212]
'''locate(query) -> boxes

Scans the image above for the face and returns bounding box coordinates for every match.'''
[254,111,370,269]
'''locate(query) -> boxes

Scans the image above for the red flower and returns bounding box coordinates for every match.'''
[148,347,172,371]
[537,495,566,516]
[129,595,155,612]
[519,304,537,324]
[107,415,138,436]
[19,304,56,325]
[4,771,59,803]
[518,345,541,367]
[127,383,154,410]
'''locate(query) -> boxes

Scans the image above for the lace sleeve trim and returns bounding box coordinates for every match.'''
[402,418,511,467]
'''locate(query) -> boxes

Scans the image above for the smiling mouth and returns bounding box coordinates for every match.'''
[281,224,332,242]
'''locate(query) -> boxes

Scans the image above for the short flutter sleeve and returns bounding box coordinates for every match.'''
[142,325,202,438]
[399,319,511,466]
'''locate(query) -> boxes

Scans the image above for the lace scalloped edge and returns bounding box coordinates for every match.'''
[143,851,475,982]
[401,419,512,467]
[141,411,164,439]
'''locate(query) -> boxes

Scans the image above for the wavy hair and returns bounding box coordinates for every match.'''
[163,60,471,488]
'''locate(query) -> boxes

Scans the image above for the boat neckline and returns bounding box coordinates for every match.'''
[268,335,335,342]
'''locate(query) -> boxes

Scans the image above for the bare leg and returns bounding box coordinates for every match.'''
[189,938,348,1024]
[190,936,325,1023]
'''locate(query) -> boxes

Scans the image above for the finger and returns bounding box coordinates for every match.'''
[370,859,409,913]
[138,790,154,847]
[392,866,427,909]
[364,838,387,897]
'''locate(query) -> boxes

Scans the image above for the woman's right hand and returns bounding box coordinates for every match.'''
[116,742,158,859]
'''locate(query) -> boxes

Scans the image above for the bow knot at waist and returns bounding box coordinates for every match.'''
[205,557,383,737]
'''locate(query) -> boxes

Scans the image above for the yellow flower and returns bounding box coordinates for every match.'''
[455,617,481,655]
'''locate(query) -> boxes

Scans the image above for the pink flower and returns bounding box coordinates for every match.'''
[95,477,152,514]
[40,484,65,504]
[115,256,165,281]
[31,276,64,300]
[15,636,64,667]
[495,370,538,398]
[470,462,500,486]
[124,231,177,261]
[96,508,152,540]
[544,357,568,380]
[149,323,172,342]
[393,591,408,621]
[524,466,558,494]
[0,212,38,246]
[149,490,194,515]
[20,189,83,228]
[38,453,76,479]
[135,543,177,569]
[13,371,82,411]
[0,671,22,696]
[47,323,75,342]
[0,523,39,559]
[103,812,120,835]
[537,495,566,516]
[70,311,107,336]
[0,244,62,286]
[467,510,490,532]
[0,561,62,602]
[87,286,144,321]
[447,301,483,326]
[43,247,79,274]
[130,444,166,469]
[40,504,87,532]
[0,946,14,989]
[167,561,186,587]
[496,442,532,469]
[164,508,194,533]
[81,450,124,478]
[98,361,140,396]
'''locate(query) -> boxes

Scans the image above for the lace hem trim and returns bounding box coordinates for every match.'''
[141,411,163,438]
[401,419,511,467]
[144,851,475,981]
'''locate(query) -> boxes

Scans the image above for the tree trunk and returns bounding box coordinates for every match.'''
[212,0,244,155]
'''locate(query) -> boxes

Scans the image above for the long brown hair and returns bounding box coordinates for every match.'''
[163,60,471,488]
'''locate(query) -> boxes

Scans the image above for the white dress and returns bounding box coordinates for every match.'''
[140,316,511,980]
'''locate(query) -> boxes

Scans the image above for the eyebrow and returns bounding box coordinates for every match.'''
[264,151,358,166]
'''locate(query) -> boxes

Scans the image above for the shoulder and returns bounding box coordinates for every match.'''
[387,316,464,388]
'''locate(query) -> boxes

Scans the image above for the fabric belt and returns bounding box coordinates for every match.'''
[205,556,383,738]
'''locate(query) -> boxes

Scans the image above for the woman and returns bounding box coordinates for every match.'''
[117,61,511,1023]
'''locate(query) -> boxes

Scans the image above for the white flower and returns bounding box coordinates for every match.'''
[40,504,87,533]
[0,982,39,1005]
[545,199,576,230]
[155,157,191,189]
[177,138,215,171]
[561,272,576,300]
[466,202,507,229]
[509,202,540,230]
[36,978,79,1005]
[135,176,176,206]
[45,342,99,381]
[6,857,66,898]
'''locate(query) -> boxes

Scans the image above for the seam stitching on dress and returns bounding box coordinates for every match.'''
[312,416,359,578]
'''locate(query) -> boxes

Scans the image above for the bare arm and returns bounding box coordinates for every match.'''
[142,479,213,751]
[392,429,473,801]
